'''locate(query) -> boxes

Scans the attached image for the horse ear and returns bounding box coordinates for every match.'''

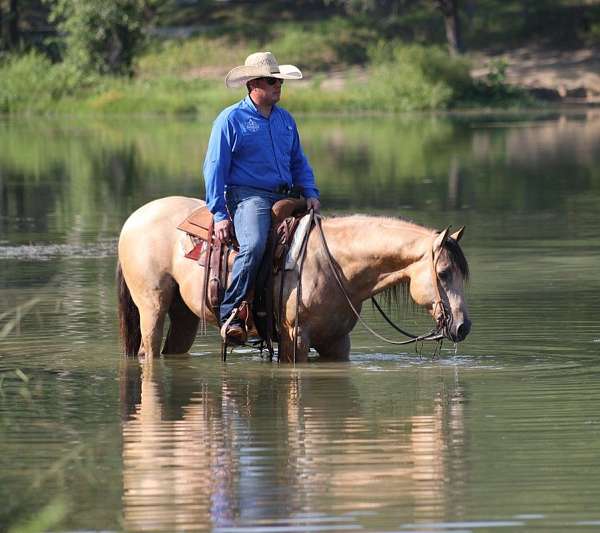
[450,226,465,242]
[433,227,450,250]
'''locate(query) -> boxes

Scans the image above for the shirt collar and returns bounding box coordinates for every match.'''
[243,95,277,118]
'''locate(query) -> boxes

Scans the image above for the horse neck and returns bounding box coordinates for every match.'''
[323,216,433,301]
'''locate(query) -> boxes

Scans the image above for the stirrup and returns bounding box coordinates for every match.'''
[220,309,247,345]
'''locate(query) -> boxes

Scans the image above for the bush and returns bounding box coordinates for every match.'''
[264,19,373,70]
[458,58,533,108]
[0,52,96,112]
[365,43,473,110]
[48,0,146,76]
[136,36,256,79]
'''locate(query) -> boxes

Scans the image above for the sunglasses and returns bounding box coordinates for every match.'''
[260,77,284,86]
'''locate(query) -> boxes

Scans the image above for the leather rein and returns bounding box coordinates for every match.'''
[313,216,451,346]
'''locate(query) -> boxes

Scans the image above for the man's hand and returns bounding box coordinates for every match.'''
[306,197,321,213]
[214,219,233,243]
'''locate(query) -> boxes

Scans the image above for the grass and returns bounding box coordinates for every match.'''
[0,29,533,116]
[7,498,68,533]
[0,297,42,339]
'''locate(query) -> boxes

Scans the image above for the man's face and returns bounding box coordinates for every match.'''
[250,77,284,106]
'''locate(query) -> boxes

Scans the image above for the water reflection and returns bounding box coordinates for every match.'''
[121,360,231,531]
[120,360,468,531]
[2,111,600,245]
[3,111,600,531]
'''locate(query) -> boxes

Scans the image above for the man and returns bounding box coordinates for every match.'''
[203,51,321,345]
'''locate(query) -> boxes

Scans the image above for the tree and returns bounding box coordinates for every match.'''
[47,0,150,76]
[435,0,462,55]
[1,0,21,51]
[326,0,464,55]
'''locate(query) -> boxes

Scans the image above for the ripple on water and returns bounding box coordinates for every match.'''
[0,240,117,260]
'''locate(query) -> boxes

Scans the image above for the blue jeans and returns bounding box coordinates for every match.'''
[219,186,284,324]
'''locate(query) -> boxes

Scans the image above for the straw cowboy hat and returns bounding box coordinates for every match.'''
[225,52,302,88]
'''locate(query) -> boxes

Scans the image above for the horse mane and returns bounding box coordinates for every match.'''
[333,215,469,278]
[375,282,414,312]
[335,214,470,310]
[370,215,470,281]
[444,236,470,281]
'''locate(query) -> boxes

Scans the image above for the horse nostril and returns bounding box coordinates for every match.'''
[455,320,471,341]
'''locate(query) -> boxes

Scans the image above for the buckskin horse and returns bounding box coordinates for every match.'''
[117,196,471,362]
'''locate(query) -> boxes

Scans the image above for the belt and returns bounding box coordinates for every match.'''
[274,183,292,195]
[228,184,301,198]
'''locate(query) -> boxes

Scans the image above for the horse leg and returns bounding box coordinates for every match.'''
[137,305,167,359]
[278,325,310,364]
[136,284,174,358]
[162,287,199,355]
[314,334,351,361]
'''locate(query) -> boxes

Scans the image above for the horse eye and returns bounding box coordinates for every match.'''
[438,269,452,282]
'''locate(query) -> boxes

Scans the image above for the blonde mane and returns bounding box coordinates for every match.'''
[322,213,469,310]
[326,214,435,233]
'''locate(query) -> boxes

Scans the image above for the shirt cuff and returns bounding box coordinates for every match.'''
[303,188,319,199]
[213,211,229,223]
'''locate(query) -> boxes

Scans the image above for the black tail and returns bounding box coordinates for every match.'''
[117,262,141,356]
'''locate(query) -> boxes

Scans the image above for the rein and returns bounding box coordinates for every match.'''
[314,217,448,346]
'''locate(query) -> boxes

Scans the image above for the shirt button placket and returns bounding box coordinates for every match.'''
[268,117,284,181]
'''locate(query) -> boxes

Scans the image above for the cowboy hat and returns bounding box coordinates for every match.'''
[225,52,302,88]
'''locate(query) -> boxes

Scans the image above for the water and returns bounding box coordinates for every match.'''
[1,110,600,532]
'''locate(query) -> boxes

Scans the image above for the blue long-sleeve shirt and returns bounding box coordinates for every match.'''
[203,95,319,222]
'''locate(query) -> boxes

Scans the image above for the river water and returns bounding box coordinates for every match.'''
[1,110,599,532]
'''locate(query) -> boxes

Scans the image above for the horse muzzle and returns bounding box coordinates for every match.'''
[448,317,471,342]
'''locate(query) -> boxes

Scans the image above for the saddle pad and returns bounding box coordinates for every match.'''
[284,213,314,271]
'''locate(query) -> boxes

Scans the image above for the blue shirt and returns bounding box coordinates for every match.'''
[203,95,319,222]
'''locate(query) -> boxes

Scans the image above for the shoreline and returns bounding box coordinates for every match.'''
[470,46,600,105]
[2,45,599,115]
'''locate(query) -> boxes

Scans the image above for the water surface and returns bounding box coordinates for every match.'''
[1,110,600,532]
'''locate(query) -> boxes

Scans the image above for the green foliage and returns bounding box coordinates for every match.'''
[46,0,148,76]
[484,58,508,86]
[582,20,600,46]
[137,18,372,80]
[83,76,234,115]
[7,498,68,533]
[461,58,533,108]
[0,51,97,112]
[464,0,600,49]
[264,19,373,69]
[0,18,539,115]
[365,42,472,110]
[136,36,257,78]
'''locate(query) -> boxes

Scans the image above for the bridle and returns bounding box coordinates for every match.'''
[314,216,452,346]
[428,242,453,340]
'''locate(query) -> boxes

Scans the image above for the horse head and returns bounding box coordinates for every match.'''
[406,226,471,343]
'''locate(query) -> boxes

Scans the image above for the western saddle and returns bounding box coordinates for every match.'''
[177,198,308,355]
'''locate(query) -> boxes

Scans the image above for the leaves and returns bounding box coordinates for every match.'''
[45,0,147,76]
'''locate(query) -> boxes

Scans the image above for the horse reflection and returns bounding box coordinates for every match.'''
[280,368,466,524]
[120,360,238,531]
[120,361,467,530]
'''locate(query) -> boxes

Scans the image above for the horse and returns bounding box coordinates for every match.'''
[117,196,471,363]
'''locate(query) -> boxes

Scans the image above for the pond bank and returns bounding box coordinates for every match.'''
[2,44,599,115]
[471,46,600,104]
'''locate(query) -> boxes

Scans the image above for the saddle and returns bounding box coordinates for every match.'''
[177,198,308,344]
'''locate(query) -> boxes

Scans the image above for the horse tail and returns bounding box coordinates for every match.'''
[117,261,141,356]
